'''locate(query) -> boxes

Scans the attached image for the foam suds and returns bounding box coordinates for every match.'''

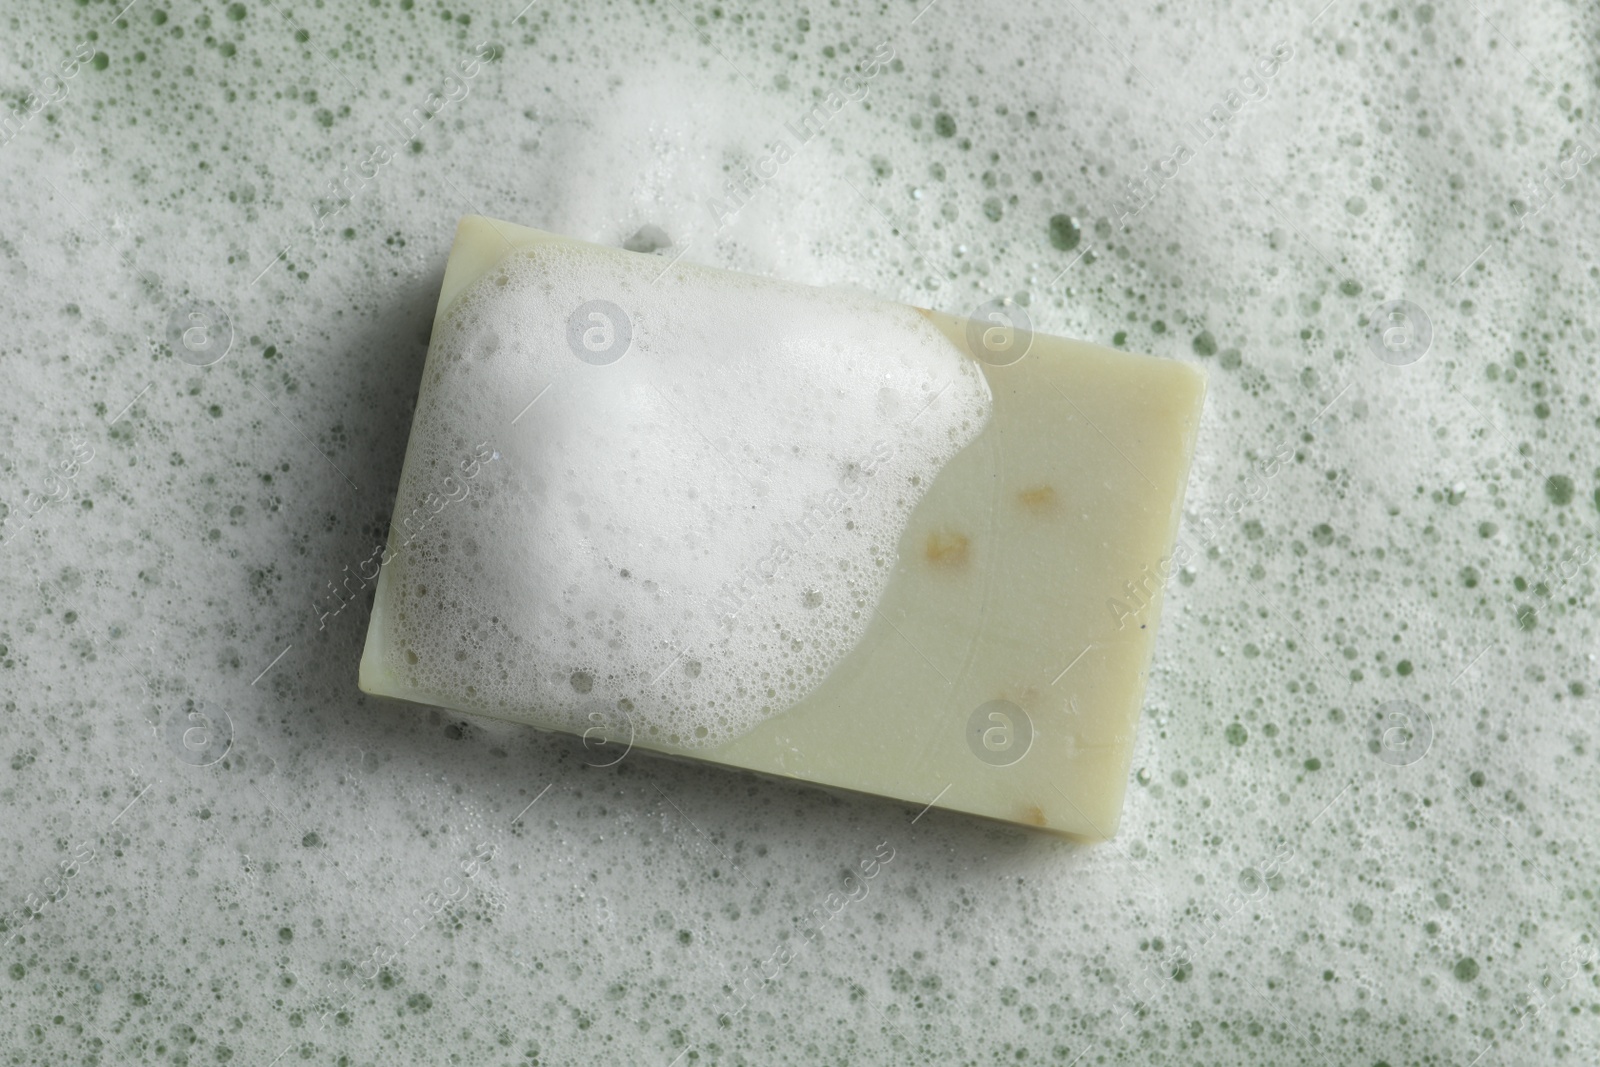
[380,240,991,745]
[4,0,1597,1063]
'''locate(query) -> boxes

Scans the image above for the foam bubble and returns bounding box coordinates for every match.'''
[378,240,991,746]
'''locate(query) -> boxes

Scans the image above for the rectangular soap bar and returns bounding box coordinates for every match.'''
[359,216,1204,841]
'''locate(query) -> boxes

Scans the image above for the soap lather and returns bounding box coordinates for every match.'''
[359,216,1205,841]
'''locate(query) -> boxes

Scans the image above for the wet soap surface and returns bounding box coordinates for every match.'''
[360,219,1203,840]
[2,1,1598,1064]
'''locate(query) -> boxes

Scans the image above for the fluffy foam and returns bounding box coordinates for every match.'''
[380,241,991,746]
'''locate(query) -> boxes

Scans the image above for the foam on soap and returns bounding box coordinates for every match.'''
[375,238,991,746]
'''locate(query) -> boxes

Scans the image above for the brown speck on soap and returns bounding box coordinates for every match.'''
[1017,485,1057,514]
[924,529,970,568]
[1021,805,1048,827]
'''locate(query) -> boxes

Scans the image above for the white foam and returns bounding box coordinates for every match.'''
[379,241,991,746]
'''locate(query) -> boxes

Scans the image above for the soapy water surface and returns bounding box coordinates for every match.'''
[1,0,1598,1064]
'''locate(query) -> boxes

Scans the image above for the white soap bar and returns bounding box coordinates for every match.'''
[360,217,1205,840]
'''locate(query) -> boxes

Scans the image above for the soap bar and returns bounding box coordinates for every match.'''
[359,217,1204,841]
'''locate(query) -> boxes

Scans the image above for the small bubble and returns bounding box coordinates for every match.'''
[1048,214,1081,252]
